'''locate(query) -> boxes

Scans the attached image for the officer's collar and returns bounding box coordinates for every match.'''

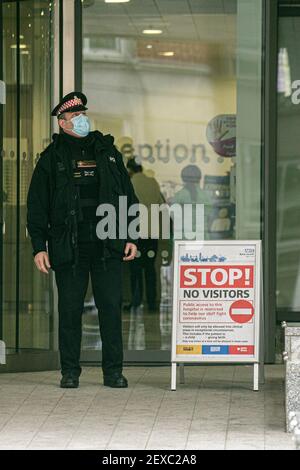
[52,130,114,150]
[94,130,115,149]
[61,130,95,147]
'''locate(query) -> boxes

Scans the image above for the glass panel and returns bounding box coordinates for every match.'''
[18,0,54,350]
[1,1,56,354]
[277,16,300,312]
[81,0,262,355]
[2,0,17,352]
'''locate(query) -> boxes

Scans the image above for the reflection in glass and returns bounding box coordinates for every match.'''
[2,1,55,352]
[81,0,262,353]
[277,17,300,312]
[2,1,17,352]
[19,1,54,350]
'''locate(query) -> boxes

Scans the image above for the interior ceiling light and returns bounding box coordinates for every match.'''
[143,28,162,35]
[158,51,174,56]
[105,0,131,3]
[10,44,27,49]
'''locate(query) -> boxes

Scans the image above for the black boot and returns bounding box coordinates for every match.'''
[103,372,128,388]
[60,374,79,389]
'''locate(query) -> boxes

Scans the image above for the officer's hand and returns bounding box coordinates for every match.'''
[123,242,137,261]
[34,251,51,274]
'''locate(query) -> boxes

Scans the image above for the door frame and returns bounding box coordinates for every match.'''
[262,0,279,363]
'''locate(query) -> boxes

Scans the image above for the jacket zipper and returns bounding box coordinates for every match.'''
[82,148,94,241]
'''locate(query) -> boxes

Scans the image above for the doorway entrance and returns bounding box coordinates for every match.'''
[79,0,264,364]
[0,0,59,372]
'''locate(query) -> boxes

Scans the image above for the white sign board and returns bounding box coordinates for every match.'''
[171,240,263,390]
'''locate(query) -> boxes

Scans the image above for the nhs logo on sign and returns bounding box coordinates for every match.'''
[202,346,229,355]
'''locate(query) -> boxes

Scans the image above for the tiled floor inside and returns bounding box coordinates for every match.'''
[0,365,295,450]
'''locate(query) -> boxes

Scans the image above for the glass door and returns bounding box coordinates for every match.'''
[1,0,59,371]
[277,3,300,322]
[79,0,263,364]
[0,0,4,350]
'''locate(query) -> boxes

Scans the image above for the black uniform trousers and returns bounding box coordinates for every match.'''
[54,240,123,378]
[129,239,158,309]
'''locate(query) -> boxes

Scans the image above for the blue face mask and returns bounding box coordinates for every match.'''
[69,113,91,137]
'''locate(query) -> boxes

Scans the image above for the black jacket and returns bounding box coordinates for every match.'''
[27,130,139,271]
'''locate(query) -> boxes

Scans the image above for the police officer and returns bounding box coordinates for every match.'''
[27,92,139,389]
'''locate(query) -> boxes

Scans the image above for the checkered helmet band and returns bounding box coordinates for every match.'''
[57,97,83,116]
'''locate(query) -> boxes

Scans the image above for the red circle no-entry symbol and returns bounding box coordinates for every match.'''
[229,300,254,324]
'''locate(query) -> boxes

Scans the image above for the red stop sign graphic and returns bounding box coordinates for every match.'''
[229,300,254,324]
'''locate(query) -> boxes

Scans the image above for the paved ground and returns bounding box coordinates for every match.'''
[0,365,295,450]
